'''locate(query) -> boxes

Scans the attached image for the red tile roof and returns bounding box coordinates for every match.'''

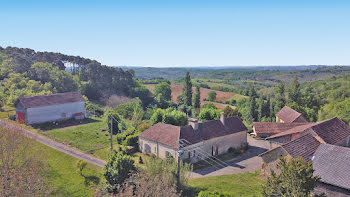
[281,134,321,161]
[253,122,309,135]
[16,92,84,109]
[267,117,350,145]
[276,106,308,123]
[139,116,247,149]
[267,123,316,139]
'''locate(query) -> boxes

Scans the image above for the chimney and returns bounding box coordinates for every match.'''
[188,118,199,130]
[220,112,225,126]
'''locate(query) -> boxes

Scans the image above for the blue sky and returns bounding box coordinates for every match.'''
[0,0,349,67]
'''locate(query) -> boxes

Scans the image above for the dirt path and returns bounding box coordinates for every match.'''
[0,120,106,167]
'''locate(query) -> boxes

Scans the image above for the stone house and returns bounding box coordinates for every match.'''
[138,113,248,162]
[276,106,308,123]
[15,92,85,125]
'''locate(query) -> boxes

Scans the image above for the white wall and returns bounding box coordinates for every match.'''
[26,101,85,124]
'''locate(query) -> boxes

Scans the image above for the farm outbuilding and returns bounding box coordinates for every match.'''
[15,92,85,125]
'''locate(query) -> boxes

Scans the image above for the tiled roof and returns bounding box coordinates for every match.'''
[276,106,308,123]
[311,117,350,145]
[16,92,84,109]
[313,144,350,190]
[267,117,350,145]
[267,123,316,139]
[139,116,247,149]
[253,122,309,135]
[281,134,321,161]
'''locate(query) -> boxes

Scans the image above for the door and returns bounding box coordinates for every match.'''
[17,112,25,124]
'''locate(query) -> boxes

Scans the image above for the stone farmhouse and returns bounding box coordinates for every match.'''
[15,92,85,125]
[138,113,247,163]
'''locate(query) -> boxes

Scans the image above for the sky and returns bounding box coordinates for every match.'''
[0,0,349,67]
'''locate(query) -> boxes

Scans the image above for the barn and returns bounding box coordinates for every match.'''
[15,92,85,125]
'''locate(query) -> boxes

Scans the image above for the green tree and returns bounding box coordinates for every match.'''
[248,87,258,122]
[199,108,221,121]
[150,108,187,126]
[202,103,217,109]
[223,106,241,117]
[150,108,164,125]
[269,98,275,122]
[103,152,136,194]
[154,82,172,101]
[257,98,264,122]
[193,86,201,108]
[208,91,217,102]
[183,72,192,106]
[275,82,286,113]
[104,109,122,135]
[262,158,320,197]
[288,76,302,105]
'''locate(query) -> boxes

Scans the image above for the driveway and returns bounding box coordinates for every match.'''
[190,136,278,178]
[0,120,106,167]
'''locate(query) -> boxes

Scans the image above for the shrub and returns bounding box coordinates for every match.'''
[136,122,151,131]
[124,134,138,147]
[208,91,217,102]
[202,103,217,109]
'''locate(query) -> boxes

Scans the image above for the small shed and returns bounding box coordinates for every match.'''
[15,92,85,124]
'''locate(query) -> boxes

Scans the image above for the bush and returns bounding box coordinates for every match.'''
[208,91,217,102]
[136,122,151,131]
[202,103,217,109]
[85,101,104,117]
[124,134,138,147]
[199,108,221,121]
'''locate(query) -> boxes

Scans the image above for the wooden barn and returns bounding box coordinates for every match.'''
[15,92,85,125]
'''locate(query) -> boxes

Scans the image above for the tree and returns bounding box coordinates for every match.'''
[193,86,201,108]
[248,87,258,122]
[275,82,286,113]
[202,103,217,109]
[199,108,221,121]
[288,76,302,105]
[76,160,87,176]
[150,108,187,126]
[262,158,320,197]
[208,91,217,102]
[154,82,172,101]
[0,126,48,196]
[269,98,275,121]
[223,106,241,117]
[103,109,122,135]
[257,98,264,122]
[183,72,192,106]
[103,152,136,194]
[150,108,165,125]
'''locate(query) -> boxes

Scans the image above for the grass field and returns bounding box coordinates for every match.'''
[39,117,114,160]
[188,171,265,197]
[32,137,102,196]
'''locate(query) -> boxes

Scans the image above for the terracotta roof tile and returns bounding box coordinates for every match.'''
[253,122,309,135]
[139,116,247,149]
[16,92,84,108]
[267,123,316,139]
[276,106,308,123]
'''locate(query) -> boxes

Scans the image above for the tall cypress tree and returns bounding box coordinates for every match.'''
[193,86,201,108]
[275,82,286,113]
[183,72,192,106]
[249,87,258,122]
[258,97,264,122]
[288,76,301,105]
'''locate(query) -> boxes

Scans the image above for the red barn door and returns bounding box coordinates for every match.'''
[17,112,25,124]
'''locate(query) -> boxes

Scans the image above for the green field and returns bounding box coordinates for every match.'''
[33,139,102,196]
[38,117,114,160]
[188,171,265,197]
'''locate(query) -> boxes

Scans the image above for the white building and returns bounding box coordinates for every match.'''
[15,92,85,125]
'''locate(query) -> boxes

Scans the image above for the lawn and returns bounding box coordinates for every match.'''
[33,138,102,196]
[188,171,265,197]
[40,117,113,160]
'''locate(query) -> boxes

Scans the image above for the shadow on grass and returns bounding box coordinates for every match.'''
[182,186,202,197]
[33,118,101,131]
[83,175,100,186]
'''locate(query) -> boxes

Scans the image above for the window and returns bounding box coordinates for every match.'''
[165,151,171,157]
[154,146,157,153]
